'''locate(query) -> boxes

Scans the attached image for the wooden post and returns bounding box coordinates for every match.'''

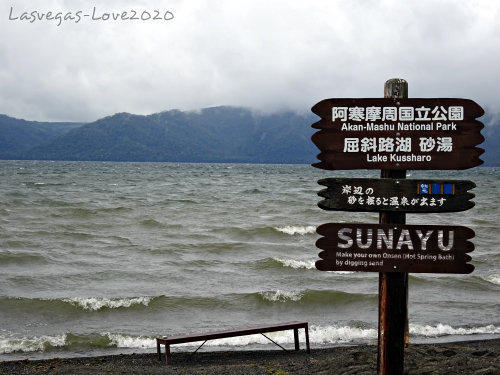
[305,324,310,354]
[377,78,408,375]
[294,328,300,350]
[165,344,171,365]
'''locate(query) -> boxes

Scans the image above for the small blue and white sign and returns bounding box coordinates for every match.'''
[419,183,429,194]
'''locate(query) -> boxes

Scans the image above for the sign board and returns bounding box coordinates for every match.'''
[315,223,474,274]
[311,98,484,170]
[317,178,475,213]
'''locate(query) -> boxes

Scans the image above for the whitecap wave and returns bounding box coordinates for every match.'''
[484,274,500,285]
[189,324,376,346]
[274,225,316,235]
[273,257,353,274]
[410,323,500,337]
[274,257,316,269]
[3,323,499,353]
[259,290,303,302]
[0,334,67,354]
[62,296,152,311]
[310,325,377,343]
[107,323,500,349]
[104,325,377,349]
[106,333,156,348]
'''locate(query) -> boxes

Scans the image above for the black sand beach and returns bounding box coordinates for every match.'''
[0,339,498,375]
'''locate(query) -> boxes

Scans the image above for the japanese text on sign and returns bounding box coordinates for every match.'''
[342,137,453,153]
[340,184,446,207]
[332,106,464,122]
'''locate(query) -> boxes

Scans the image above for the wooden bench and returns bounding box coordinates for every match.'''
[156,321,310,364]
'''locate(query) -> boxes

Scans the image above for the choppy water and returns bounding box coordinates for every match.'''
[0,161,498,360]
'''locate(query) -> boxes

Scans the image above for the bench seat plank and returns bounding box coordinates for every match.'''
[156,321,310,364]
[158,321,307,344]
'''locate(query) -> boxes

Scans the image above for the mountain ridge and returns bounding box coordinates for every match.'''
[0,106,498,166]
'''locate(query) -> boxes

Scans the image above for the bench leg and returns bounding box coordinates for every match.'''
[304,325,310,354]
[165,344,171,365]
[157,340,161,361]
[293,328,299,351]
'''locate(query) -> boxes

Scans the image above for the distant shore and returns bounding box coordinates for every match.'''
[0,339,498,375]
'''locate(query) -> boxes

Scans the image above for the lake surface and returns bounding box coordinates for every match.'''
[0,161,498,360]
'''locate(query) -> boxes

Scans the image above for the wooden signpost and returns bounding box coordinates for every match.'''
[310,79,484,375]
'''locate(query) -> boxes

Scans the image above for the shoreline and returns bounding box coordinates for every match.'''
[1,338,498,375]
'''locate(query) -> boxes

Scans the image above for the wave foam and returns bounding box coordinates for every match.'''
[105,325,377,349]
[105,323,500,349]
[0,334,67,354]
[259,290,303,302]
[2,323,499,353]
[106,333,156,348]
[274,257,316,269]
[310,325,377,343]
[410,323,500,337]
[273,257,353,274]
[274,225,316,235]
[484,274,500,285]
[62,297,152,311]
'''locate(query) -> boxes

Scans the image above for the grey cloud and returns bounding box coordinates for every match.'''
[0,0,499,122]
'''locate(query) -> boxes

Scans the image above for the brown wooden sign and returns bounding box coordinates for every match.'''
[315,223,474,274]
[317,178,475,213]
[311,98,485,170]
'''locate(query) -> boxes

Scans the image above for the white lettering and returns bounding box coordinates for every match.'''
[356,228,372,249]
[377,229,393,250]
[338,228,353,248]
[438,230,454,251]
[396,229,414,250]
[415,230,433,251]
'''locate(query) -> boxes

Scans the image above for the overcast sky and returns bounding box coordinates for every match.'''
[1,0,499,122]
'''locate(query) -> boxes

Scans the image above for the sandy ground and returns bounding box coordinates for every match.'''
[0,339,498,375]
